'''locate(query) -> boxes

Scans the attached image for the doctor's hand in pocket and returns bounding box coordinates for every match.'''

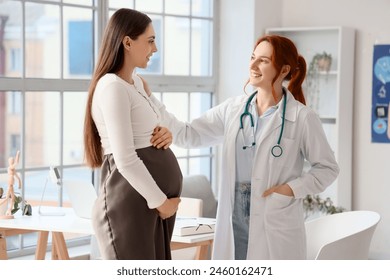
[151,126,173,149]
[262,184,294,198]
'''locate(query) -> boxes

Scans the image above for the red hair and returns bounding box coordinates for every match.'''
[251,35,307,105]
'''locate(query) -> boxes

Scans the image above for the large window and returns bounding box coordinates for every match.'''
[0,0,216,258]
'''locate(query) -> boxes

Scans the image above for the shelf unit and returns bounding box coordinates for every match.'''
[266,26,355,210]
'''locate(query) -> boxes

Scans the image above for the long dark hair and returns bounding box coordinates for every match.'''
[84,9,152,168]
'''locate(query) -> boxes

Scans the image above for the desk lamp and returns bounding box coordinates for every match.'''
[38,167,65,216]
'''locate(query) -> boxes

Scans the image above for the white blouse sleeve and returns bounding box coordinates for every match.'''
[97,82,167,209]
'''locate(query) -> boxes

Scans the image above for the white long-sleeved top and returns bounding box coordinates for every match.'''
[92,73,166,209]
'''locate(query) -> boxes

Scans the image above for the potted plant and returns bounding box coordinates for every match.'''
[0,187,32,218]
[303,194,345,220]
[309,51,332,73]
[304,51,333,112]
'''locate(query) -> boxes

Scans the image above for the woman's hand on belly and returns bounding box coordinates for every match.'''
[156,197,181,219]
[151,126,173,149]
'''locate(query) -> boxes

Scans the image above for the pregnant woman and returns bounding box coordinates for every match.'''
[83,8,182,260]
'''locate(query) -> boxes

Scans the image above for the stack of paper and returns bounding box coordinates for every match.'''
[173,217,216,236]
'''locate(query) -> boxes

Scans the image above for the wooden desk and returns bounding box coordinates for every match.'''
[0,207,214,260]
[171,233,214,260]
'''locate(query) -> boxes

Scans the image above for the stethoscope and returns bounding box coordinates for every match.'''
[239,90,287,157]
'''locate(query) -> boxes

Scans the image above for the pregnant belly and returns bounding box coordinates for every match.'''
[136,146,183,197]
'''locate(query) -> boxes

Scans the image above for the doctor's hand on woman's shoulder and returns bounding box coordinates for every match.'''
[157,197,181,219]
[262,184,294,198]
[151,126,172,149]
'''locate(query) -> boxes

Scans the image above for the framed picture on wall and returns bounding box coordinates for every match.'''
[372,44,390,143]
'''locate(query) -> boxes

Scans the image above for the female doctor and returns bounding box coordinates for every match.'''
[150,35,340,259]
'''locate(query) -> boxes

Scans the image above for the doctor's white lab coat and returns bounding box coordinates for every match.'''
[155,90,339,260]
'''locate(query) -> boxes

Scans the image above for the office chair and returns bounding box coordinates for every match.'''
[305,210,380,260]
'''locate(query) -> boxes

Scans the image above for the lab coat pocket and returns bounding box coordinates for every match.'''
[268,137,297,167]
[264,192,302,230]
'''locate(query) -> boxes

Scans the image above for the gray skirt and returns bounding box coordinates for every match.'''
[92,147,182,260]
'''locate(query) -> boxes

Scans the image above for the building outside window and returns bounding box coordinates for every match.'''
[0,0,216,258]
[10,48,21,72]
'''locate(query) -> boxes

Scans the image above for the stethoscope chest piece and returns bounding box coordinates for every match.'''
[271,144,283,157]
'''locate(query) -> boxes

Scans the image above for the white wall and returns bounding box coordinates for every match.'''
[217,0,254,103]
[218,0,282,103]
[218,0,390,259]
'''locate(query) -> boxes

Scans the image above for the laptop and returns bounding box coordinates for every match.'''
[64,179,98,219]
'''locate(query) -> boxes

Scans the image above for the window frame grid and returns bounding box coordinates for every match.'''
[0,0,218,258]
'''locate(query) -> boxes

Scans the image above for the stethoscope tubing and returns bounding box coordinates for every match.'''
[240,90,287,157]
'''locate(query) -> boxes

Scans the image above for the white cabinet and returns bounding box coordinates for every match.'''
[266,26,355,210]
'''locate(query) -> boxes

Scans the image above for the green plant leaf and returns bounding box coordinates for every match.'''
[11,207,20,215]
[303,194,344,216]
[15,196,22,203]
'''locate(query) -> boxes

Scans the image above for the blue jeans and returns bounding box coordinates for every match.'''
[232,182,251,260]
